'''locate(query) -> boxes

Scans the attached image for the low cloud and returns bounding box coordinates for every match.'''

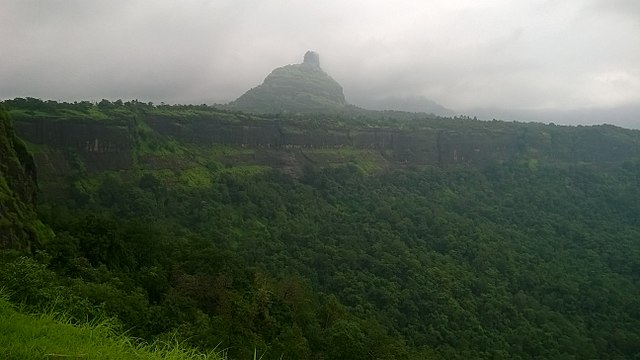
[1,0,638,125]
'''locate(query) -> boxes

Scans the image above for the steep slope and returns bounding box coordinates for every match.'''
[229,51,350,114]
[0,106,47,251]
[2,99,640,359]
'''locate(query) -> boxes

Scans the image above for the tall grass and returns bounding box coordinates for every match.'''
[0,292,226,360]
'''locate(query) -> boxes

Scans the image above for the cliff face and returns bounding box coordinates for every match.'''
[143,115,640,166]
[9,107,640,188]
[0,107,46,251]
[13,117,133,173]
[0,109,37,202]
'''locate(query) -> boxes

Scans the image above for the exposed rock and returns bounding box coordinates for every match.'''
[228,51,347,114]
[303,51,320,67]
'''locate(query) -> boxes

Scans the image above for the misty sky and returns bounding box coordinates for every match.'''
[1,0,639,124]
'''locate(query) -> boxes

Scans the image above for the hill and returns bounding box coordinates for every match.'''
[1,98,640,359]
[228,51,455,117]
[228,51,352,114]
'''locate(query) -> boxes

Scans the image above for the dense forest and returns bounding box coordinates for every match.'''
[1,99,639,359]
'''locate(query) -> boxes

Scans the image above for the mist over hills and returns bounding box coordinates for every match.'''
[350,95,455,117]
[227,51,640,129]
[1,49,639,360]
[228,51,456,117]
[228,51,352,114]
[469,104,640,130]
[1,0,639,356]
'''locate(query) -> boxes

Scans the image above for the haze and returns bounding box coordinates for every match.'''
[1,0,639,127]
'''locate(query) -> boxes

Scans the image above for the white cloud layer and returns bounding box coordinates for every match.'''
[1,0,639,120]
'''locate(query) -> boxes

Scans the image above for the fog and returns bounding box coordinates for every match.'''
[1,0,639,126]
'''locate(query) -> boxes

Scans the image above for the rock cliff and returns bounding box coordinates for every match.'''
[8,103,640,188]
[13,117,133,173]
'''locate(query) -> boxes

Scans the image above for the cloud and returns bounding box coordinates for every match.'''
[1,0,638,124]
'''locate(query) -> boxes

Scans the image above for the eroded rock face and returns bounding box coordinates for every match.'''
[13,118,133,172]
[13,110,640,185]
[303,51,320,67]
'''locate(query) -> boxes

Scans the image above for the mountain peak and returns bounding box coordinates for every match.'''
[228,52,347,114]
[303,51,320,67]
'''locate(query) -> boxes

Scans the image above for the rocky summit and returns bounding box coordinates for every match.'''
[228,51,348,114]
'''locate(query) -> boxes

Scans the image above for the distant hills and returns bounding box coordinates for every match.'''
[228,51,453,117]
[227,52,640,129]
[469,104,640,129]
[351,95,456,117]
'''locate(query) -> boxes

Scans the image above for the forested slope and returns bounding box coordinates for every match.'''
[1,98,639,359]
[0,105,49,251]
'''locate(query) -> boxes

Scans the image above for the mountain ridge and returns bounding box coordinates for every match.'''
[5,98,640,183]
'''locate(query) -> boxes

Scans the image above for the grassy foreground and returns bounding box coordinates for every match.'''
[0,294,225,360]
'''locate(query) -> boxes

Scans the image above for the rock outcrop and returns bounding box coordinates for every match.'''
[303,51,320,67]
[228,51,348,114]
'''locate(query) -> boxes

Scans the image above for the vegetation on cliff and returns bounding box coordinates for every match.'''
[1,98,640,359]
[0,106,50,251]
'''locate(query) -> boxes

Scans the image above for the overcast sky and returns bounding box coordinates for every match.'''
[1,0,639,125]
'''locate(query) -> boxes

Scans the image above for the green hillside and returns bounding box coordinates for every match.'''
[1,99,640,359]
